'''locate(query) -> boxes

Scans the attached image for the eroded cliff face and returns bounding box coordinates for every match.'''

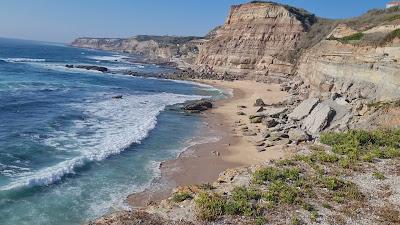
[298,25,400,101]
[194,2,315,78]
[71,36,203,66]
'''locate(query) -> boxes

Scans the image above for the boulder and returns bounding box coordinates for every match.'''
[183,100,213,113]
[237,111,246,116]
[288,98,320,121]
[256,146,266,152]
[254,98,266,107]
[243,131,257,136]
[250,117,263,123]
[302,104,335,134]
[288,129,310,142]
[256,107,264,112]
[264,107,288,118]
[262,118,279,128]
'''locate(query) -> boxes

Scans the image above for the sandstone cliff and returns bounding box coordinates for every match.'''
[298,14,400,101]
[194,2,315,79]
[71,35,204,66]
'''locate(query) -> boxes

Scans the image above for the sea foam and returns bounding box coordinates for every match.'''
[86,55,129,62]
[2,92,204,191]
[0,58,46,63]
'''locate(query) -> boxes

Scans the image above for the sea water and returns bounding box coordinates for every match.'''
[0,38,224,225]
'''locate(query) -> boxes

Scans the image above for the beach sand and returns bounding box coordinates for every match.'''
[127,80,292,207]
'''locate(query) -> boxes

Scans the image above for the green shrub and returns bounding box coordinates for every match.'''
[172,191,192,203]
[195,192,225,221]
[372,171,386,180]
[253,167,301,184]
[321,176,344,191]
[385,14,400,22]
[332,32,364,43]
[224,186,261,216]
[255,216,268,225]
[199,183,215,190]
[264,181,300,205]
[291,215,302,225]
[320,129,400,161]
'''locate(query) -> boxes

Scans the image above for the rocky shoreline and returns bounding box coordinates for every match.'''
[73,1,400,224]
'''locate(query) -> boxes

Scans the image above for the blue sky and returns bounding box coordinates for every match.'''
[0,0,392,43]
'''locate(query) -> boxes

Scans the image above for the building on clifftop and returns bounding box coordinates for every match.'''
[386,1,400,8]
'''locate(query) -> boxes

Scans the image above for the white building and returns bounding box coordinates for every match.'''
[386,1,400,8]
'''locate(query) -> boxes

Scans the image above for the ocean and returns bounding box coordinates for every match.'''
[0,38,224,225]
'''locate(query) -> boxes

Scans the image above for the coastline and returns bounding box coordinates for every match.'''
[127,79,293,208]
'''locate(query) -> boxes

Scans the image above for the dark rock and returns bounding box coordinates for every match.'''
[262,118,279,128]
[237,111,246,116]
[256,107,264,112]
[183,100,213,113]
[112,95,123,99]
[254,98,266,107]
[68,65,109,72]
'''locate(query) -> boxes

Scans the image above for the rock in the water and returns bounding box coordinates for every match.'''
[67,65,109,73]
[254,98,266,107]
[112,95,123,99]
[183,100,213,113]
[288,129,310,142]
[302,103,335,134]
[288,98,320,121]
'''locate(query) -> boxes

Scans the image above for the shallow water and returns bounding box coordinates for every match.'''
[0,38,224,225]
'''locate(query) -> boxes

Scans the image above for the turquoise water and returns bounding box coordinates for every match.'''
[0,38,223,224]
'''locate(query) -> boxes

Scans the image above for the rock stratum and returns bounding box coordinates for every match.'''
[194,1,315,79]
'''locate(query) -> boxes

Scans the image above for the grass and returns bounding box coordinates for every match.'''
[172,191,192,203]
[328,32,364,44]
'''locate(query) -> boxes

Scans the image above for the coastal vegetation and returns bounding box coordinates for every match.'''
[191,129,400,224]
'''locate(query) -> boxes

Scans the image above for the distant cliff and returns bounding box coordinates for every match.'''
[71,35,205,66]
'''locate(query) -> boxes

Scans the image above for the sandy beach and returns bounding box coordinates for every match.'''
[127,80,293,207]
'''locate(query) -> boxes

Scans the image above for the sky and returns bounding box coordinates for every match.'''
[0,0,392,43]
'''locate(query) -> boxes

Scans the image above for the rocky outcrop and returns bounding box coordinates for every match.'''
[194,2,315,78]
[65,64,108,72]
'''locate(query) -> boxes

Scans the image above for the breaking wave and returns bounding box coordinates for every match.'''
[1,93,204,191]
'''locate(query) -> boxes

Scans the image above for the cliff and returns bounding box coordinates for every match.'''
[194,1,316,79]
[71,35,204,66]
[297,10,400,101]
